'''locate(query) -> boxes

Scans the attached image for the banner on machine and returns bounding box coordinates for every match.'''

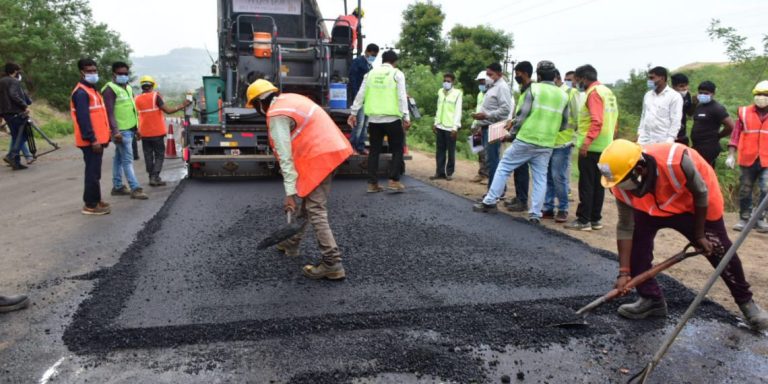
[232,0,302,15]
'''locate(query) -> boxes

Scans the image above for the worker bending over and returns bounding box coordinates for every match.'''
[599,139,768,330]
[246,80,353,280]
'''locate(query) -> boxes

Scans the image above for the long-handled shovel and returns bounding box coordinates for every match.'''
[551,244,700,328]
[627,193,768,384]
[256,210,306,250]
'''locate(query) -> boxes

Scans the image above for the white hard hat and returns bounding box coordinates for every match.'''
[475,70,488,81]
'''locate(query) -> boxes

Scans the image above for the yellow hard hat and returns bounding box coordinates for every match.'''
[246,79,278,106]
[597,139,644,188]
[752,80,768,95]
[353,7,364,17]
[139,75,156,88]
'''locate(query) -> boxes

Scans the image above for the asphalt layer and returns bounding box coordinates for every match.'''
[60,177,766,383]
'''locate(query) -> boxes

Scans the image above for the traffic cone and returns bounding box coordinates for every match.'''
[165,121,178,159]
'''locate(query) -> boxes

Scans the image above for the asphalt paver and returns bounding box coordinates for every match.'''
[59,177,767,383]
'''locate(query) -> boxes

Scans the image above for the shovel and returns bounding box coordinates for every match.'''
[551,244,700,328]
[256,211,306,250]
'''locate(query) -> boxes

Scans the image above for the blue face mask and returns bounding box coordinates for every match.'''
[478,84,486,92]
[442,81,452,91]
[367,55,376,64]
[115,75,130,85]
[697,94,712,104]
[564,80,573,88]
[577,82,586,92]
[647,80,656,90]
[84,73,99,84]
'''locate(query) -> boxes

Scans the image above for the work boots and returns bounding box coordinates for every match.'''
[131,188,149,200]
[367,183,384,193]
[617,296,668,319]
[302,261,346,280]
[739,300,768,331]
[387,180,406,193]
[276,242,300,257]
[733,218,747,231]
[0,294,30,313]
[111,186,131,196]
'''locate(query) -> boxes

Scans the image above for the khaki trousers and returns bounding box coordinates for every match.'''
[282,175,342,264]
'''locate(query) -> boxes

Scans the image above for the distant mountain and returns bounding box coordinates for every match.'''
[131,48,217,96]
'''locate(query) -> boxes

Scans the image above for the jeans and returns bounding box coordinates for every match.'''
[80,146,103,208]
[141,136,165,179]
[435,128,456,176]
[350,108,368,153]
[630,211,753,305]
[112,129,141,190]
[368,120,404,183]
[483,140,552,218]
[7,140,31,159]
[544,145,573,213]
[3,114,27,165]
[738,160,768,220]
[481,126,501,188]
[575,152,605,224]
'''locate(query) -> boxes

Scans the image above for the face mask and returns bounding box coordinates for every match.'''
[678,90,688,97]
[478,84,486,93]
[442,82,452,91]
[486,76,496,86]
[577,82,586,92]
[616,178,640,191]
[115,75,130,85]
[697,94,712,104]
[564,80,573,88]
[514,76,523,85]
[754,95,768,108]
[367,56,376,64]
[16,74,22,82]
[647,80,656,90]
[84,73,99,84]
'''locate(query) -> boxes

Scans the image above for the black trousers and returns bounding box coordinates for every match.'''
[435,129,456,177]
[80,146,103,208]
[368,120,404,183]
[131,127,140,160]
[575,152,604,224]
[514,166,529,204]
[141,136,165,178]
[693,144,720,168]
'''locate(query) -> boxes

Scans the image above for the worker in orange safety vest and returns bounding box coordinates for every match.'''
[246,79,353,280]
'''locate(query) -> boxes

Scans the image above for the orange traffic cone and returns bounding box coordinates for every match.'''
[165,121,178,159]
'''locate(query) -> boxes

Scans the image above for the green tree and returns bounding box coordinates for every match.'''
[444,24,513,92]
[0,0,131,110]
[396,1,446,72]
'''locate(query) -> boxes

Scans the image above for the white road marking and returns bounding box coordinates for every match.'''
[39,356,65,384]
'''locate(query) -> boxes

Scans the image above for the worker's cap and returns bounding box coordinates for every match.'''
[753,80,768,95]
[536,60,556,73]
[597,139,643,188]
[475,70,488,81]
[139,75,156,88]
[246,79,279,105]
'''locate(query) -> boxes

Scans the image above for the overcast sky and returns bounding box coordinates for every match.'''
[89,0,767,82]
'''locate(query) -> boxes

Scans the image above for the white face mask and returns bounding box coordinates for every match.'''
[442,81,452,90]
[486,76,496,87]
[16,74,22,82]
[755,95,768,108]
[564,80,573,88]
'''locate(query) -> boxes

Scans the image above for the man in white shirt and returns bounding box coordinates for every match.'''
[637,66,683,144]
[431,72,462,180]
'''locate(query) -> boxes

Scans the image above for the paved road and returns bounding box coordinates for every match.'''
[1,149,767,383]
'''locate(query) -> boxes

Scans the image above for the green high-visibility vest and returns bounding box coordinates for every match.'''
[516,83,569,148]
[102,82,138,130]
[475,92,485,113]
[435,88,462,128]
[554,85,580,146]
[364,66,402,117]
[576,83,618,153]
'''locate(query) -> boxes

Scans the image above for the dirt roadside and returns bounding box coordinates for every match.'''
[406,149,768,316]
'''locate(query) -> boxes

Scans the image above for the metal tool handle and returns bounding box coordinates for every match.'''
[286,211,292,224]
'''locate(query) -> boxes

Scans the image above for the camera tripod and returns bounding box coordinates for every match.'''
[1,116,60,159]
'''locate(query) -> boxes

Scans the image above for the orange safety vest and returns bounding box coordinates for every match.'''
[736,105,768,167]
[267,93,353,197]
[612,143,724,221]
[334,14,359,48]
[135,91,167,138]
[70,83,110,147]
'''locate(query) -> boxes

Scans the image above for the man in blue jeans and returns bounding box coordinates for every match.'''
[0,62,30,170]
[348,43,379,154]
[472,62,512,192]
[102,62,148,200]
[474,61,570,224]
[543,70,580,222]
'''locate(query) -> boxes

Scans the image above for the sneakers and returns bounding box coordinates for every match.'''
[733,218,747,232]
[111,186,131,196]
[555,211,569,223]
[429,174,447,180]
[97,201,110,209]
[591,221,604,230]
[617,297,668,319]
[367,183,384,193]
[149,176,167,187]
[564,219,592,231]
[25,156,36,164]
[302,262,346,280]
[131,188,149,200]
[756,218,768,234]
[528,216,541,225]
[504,199,528,212]
[276,242,300,257]
[10,162,27,171]
[738,300,768,331]
[541,211,555,219]
[82,204,110,215]
[387,180,406,193]
[0,294,30,313]
[473,202,498,214]
[470,174,487,183]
